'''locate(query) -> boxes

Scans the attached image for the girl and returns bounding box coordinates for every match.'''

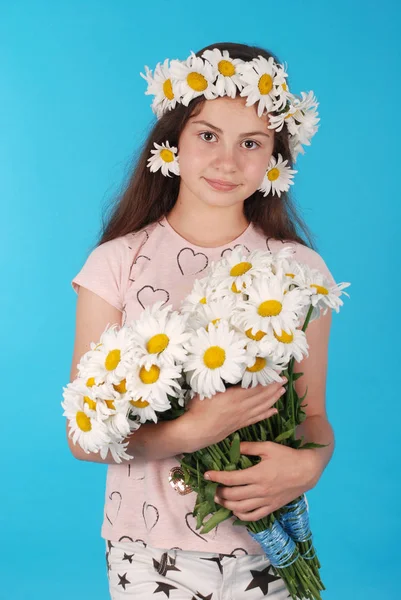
[68,42,336,599]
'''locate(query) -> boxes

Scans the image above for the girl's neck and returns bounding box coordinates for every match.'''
[166,204,249,249]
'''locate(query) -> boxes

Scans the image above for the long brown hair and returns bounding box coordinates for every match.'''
[97,42,316,250]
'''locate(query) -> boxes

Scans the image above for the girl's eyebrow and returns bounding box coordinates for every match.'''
[191,119,272,138]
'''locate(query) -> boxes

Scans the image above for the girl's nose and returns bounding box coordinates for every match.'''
[213,146,238,172]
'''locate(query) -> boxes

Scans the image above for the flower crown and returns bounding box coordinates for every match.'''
[141,48,320,163]
[142,48,320,196]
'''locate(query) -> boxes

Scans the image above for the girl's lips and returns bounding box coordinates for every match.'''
[204,177,239,191]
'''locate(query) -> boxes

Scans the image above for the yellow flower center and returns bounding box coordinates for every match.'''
[147,333,169,354]
[258,73,273,95]
[274,330,294,343]
[246,357,266,372]
[130,398,150,409]
[258,299,282,317]
[86,377,96,387]
[218,59,235,77]
[230,261,252,277]
[187,71,208,92]
[310,284,329,295]
[105,349,121,371]
[76,411,91,432]
[282,83,288,91]
[83,395,96,410]
[139,365,160,384]
[286,273,295,278]
[245,328,266,341]
[113,379,127,394]
[206,318,220,332]
[203,346,226,369]
[231,281,246,294]
[160,148,174,163]
[268,167,280,182]
[199,297,207,304]
[163,78,174,100]
[285,112,295,119]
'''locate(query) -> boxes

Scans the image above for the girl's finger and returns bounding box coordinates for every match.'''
[216,483,261,502]
[234,505,273,522]
[217,497,266,513]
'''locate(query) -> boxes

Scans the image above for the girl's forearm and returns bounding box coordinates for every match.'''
[67,416,196,464]
[296,415,335,485]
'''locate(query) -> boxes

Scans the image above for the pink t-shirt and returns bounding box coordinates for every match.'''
[71,216,336,554]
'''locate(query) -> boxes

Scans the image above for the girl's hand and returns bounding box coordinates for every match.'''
[181,382,287,452]
[204,441,323,521]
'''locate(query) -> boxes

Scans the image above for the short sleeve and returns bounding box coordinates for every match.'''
[71,236,133,311]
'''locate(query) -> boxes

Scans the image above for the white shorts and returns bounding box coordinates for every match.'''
[106,538,290,599]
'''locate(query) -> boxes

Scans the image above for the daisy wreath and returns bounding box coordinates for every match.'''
[142,48,319,195]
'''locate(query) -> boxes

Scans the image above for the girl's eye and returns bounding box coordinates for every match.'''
[199,131,216,142]
[242,140,260,150]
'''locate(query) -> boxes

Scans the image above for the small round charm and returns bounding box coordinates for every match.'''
[168,467,193,495]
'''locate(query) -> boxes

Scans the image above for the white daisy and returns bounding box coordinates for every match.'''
[268,92,319,161]
[186,298,236,332]
[272,61,292,112]
[140,59,178,118]
[147,141,180,177]
[62,380,111,454]
[293,265,350,321]
[211,246,271,295]
[238,55,287,117]
[260,327,309,364]
[202,48,244,98]
[181,276,216,314]
[183,320,250,399]
[99,440,134,464]
[233,274,306,337]
[94,382,133,439]
[127,360,182,405]
[131,302,190,370]
[170,52,218,105]
[127,391,173,424]
[258,153,297,198]
[242,353,285,388]
[77,323,135,386]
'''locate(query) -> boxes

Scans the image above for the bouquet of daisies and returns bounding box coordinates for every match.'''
[62,302,191,463]
[62,244,349,600]
[174,245,350,600]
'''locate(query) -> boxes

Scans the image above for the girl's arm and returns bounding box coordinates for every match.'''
[293,308,335,480]
[67,287,284,463]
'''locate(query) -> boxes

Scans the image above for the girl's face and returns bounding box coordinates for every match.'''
[177,96,275,210]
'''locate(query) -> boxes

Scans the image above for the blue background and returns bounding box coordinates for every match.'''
[1,1,399,598]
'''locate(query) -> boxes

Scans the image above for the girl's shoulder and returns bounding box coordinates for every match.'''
[71,220,162,311]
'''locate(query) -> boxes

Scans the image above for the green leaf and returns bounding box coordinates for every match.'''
[201,453,216,470]
[299,442,329,449]
[259,423,267,441]
[229,432,241,465]
[292,372,304,381]
[205,481,219,509]
[274,428,295,442]
[240,455,253,469]
[224,463,237,471]
[232,518,248,527]
[200,508,232,534]
[195,500,213,529]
